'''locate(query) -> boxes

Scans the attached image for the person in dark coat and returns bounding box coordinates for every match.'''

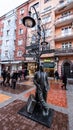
[33,65,50,116]
[6,70,10,86]
[11,70,18,89]
[1,68,7,86]
[18,70,22,81]
[54,70,59,81]
[61,74,67,90]
[24,68,29,80]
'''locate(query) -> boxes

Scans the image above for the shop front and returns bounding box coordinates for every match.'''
[42,61,55,77]
[27,62,36,76]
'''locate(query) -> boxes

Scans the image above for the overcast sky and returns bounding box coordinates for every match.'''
[0,0,28,17]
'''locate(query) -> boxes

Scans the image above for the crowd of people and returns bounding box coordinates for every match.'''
[0,67,67,90]
[1,68,29,89]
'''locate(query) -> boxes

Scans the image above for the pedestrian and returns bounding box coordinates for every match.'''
[11,70,18,89]
[33,65,50,116]
[61,74,67,90]
[18,70,22,81]
[1,68,7,86]
[24,68,29,80]
[6,70,10,86]
[54,70,59,82]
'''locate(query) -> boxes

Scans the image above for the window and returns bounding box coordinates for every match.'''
[47,43,50,50]
[42,15,51,24]
[62,11,70,17]
[43,6,52,13]
[19,29,23,34]
[1,27,3,32]
[62,42,72,49]
[8,20,11,25]
[45,29,51,37]
[0,44,1,49]
[7,30,10,36]
[18,39,23,45]
[17,50,23,57]
[67,0,72,2]
[20,9,24,15]
[5,50,8,58]
[31,35,36,44]
[61,26,72,35]
[19,19,22,24]
[0,35,2,40]
[44,0,51,3]
[59,0,64,4]
[6,40,9,47]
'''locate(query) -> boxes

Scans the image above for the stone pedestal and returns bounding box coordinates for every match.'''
[18,101,54,128]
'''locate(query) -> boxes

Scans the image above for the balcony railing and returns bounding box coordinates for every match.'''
[55,13,73,27]
[55,31,73,41]
[55,1,67,12]
[55,47,73,56]
[55,0,73,13]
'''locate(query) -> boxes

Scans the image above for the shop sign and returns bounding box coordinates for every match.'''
[43,62,55,68]
[44,59,51,62]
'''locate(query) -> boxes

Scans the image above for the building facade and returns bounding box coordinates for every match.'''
[54,0,73,77]
[15,1,28,70]
[26,0,73,77]
[0,0,73,77]
[26,0,57,76]
[0,10,17,75]
[0,1,28,76]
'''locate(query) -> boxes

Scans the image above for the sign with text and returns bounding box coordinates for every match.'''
[43,62,55,68]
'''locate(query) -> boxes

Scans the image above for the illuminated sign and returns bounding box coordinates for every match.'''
[43,62,55,68]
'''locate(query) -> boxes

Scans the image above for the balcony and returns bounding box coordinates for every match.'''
[55,13,73,27]
[55,31,73,42]
[55,47,73,56]
[55,0,73,14]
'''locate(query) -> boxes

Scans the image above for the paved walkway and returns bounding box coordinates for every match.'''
[0,77,73,130]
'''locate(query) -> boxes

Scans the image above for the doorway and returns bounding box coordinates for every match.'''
[63,62,70,78]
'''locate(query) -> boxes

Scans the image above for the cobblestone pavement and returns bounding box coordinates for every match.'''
[0,77,73,130]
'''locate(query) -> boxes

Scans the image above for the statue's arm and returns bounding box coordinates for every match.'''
[33,73,40,88]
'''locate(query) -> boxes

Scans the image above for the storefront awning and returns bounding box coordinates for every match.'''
[0,61,22,64]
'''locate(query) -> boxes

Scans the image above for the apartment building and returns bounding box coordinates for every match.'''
[0,10,17,75]
[0,1,28,75]
[15,1,28,70]
[0,0,73,77]
[25,0,73,77]
[54,0,73,77]
[26,0,58,76]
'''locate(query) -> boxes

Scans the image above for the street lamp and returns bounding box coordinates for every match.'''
[22,6,48,68]
[23,16,36,28]
[19,6,54,127]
